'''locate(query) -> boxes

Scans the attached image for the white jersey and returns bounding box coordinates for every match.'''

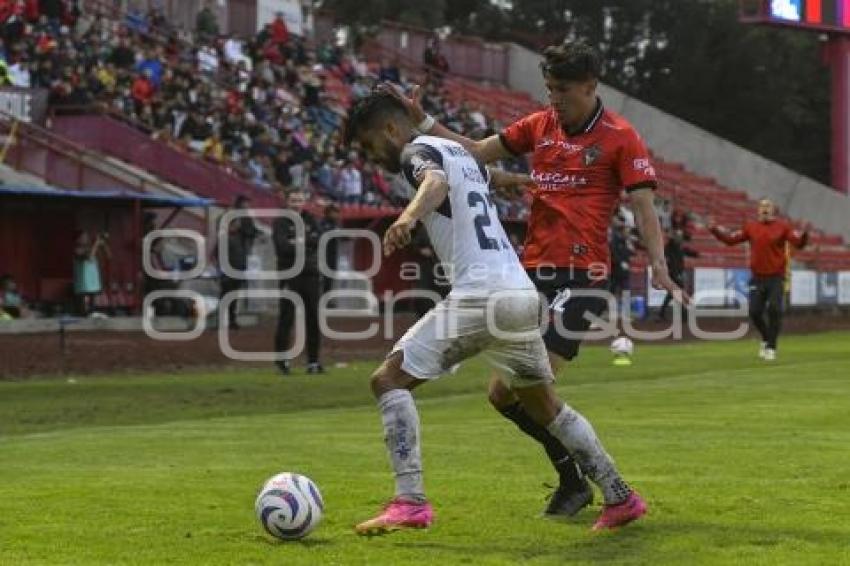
[400,135,533,295]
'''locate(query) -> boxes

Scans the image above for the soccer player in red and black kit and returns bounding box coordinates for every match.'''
[385,41,681,526]
[709,199,808,361]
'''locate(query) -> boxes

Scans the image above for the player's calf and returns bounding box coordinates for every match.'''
[514,384,646,529]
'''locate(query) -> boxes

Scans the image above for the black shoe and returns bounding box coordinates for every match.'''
[276,360,291,375]
[306,362,324,374]
[543,480,594,518]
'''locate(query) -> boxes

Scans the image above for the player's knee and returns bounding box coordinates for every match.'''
[487,377,516,409]
[369,370,393,398]
[370,354,410,398]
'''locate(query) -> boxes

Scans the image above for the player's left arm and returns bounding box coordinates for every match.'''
[786,222,810,249]
[620,128,689,304]
[630,189,684,299]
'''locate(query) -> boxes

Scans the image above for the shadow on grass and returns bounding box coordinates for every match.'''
[254,534,334,548]
[384,519,846,564]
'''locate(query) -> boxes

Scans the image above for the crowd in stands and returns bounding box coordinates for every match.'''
[0,1,530,217]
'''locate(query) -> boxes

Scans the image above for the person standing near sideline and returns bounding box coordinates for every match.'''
[74,230,110,316]
[709,198,808,361]
[273,190,324,375]
[318,203,341,296]
[658,228,698,322]
[218,195,259,330]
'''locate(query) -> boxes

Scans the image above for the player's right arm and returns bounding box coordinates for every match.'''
[381,83,513,164]
[383,144,450,256]
[709,221,748,245]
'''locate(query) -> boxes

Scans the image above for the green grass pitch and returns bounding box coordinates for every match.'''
[2,333,849,565]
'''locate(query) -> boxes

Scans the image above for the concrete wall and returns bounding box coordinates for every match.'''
[506,44,850,242]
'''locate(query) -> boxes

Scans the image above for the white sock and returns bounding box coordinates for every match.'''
[378,389,425,501]
[546,404,631,504]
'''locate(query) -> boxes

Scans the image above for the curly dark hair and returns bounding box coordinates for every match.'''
[540,41,602,82]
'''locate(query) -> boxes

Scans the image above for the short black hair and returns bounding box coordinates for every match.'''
[343,90,410,146]
[540,40,602,82]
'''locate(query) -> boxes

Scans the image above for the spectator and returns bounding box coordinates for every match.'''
[247,151,272,189]
[0,274,31,319]
[39,0,63,31]
[125,3,148,34]
[8,56,31,87]
[655,197,672,231]
[197,44,219,76]
[109,36,135,69]
[224,35,248,66]
[136,48,163,88]
[0,58,12,86]
[378,57,401,84]
[313,156,337,196]
[195,1,219,42]
[23,0,38,23]
[73,230,109,316]
[337,159,362,204]
[201,131,225,162]
[130,69,155,110]
[269,12,288,45]
[423,36,438,69]
[94,61,116,92]
[289,158,313,192]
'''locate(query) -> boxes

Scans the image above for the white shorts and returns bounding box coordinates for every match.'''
[391,291,554,388]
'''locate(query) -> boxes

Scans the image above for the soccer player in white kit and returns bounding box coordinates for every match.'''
[344,92,646,535]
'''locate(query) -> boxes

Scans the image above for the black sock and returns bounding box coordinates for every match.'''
[498,402,585,488]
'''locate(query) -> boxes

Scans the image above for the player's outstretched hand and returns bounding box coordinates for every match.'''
[379,82,426,124]
[652,261,691,306]
[383,217,416,256]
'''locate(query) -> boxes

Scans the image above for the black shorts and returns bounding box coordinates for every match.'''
[527,267,609,361]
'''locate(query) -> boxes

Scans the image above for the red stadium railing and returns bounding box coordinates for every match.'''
[0,109,182,198]
[50,110,278,208]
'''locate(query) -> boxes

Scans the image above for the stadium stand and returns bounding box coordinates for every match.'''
[2,0,849,320]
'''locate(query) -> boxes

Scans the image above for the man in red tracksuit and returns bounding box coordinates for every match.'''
[710,199,808,361]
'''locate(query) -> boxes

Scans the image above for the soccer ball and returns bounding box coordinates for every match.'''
[255,472,324,540]
[610,336,634,366]
[610,336,634,356]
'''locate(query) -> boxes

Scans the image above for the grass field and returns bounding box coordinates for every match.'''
[2,333,850,565]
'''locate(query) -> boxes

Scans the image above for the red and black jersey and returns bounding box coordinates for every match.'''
[500,100,656,271]
[710,219,808,277]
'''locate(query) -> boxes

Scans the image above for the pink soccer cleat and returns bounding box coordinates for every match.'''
[592,491,647,531]
[355,497,434,536]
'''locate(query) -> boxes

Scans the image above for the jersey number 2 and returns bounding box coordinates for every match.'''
[467,192,499,250]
